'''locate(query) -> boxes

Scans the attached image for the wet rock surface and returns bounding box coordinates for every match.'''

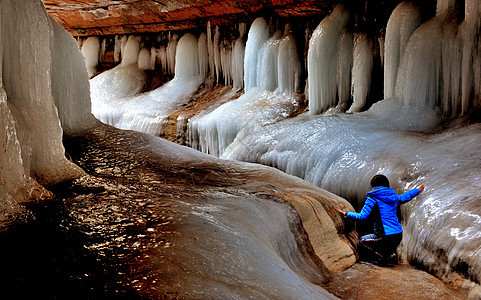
[324,262,466,299]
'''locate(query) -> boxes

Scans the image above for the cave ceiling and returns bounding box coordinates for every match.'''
[42,0,336,36]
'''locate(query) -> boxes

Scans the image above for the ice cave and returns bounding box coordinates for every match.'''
[0,0,480,298]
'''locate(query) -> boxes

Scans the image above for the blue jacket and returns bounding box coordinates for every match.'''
[347,186,420,236]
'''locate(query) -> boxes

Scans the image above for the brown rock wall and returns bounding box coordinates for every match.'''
[42,0,335,36]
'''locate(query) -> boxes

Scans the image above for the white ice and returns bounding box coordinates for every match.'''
[189,18,303,157]
[91,33,204,136]
[81,36,100,78]
[0,0,95,206]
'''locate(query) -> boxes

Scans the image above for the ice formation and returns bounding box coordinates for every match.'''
[80,36,100,77]
[307,4,351,114]
[277,27,302,95]
[244,18,270,91]
[395,0,481,115]
[91,33,204,136]
[383,2,421,99]
[122,35,141,66]
[188,18,303,156]
[0,0,95,206]
[138,48,153,70]
[347,33,373,113]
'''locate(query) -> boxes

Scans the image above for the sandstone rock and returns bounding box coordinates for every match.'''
[42,0,335,36]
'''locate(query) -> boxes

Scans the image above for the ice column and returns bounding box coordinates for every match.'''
[81,36,101,78]
[244,18,270,91]
[122,36,141,66]
[1,0,91,204]
[166,33,178,75]
[114,35,122,63]
[50,19,97,134]
[307,4,350,114]
[198,33,209,79]
[347,33,373,113]
[277,28,302,95]
[383,2,421,98]
[394,0,480,114]
[232,35,246,90]
[259,30,282,91]
[461,0,481,114]
[138,48,153,70]
[337,30,353,109]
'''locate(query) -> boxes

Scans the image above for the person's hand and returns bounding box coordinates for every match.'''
[418,184,425,192]
[337,209,348,217]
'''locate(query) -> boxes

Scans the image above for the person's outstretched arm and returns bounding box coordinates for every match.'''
[339,196,376,220]
[397,184,425,203]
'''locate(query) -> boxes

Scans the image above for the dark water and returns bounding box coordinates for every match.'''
[0,178,162,299]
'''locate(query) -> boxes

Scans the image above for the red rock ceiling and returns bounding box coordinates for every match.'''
[42,0,335,36]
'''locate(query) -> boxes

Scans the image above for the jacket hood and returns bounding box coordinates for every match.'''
[368,186,397,203]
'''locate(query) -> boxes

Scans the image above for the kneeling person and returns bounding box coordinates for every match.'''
[339,175,424,265]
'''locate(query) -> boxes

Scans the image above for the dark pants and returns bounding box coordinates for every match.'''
[359,232,402,264]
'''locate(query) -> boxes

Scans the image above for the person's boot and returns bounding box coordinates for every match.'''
[386,253,398,265]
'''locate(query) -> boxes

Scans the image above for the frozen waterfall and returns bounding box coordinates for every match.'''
[188,18,304,156]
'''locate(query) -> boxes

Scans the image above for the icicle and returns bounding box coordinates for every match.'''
[99,38,107,64]
[159,46,168,74]
[207,21,215,78]
[441,20,462,115]
[307,4,350,114]
[150,47,159,70]
[198,32,209,79]
[337,30,353,109]
[120,35,128,60]
[378,35,385,67]
[277,27,301,95]
[220,41,232,85]
[232,37,245,90]
[461,0,481,114]
[213,26,221,82]
[81,36,100,77]
[114,35,122,63]
[166,33,178,75]
[384,2,421,99]
[138,47,152,70]
[122,35,141,66]
[244,18,270,91]
[347,33,373,113]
